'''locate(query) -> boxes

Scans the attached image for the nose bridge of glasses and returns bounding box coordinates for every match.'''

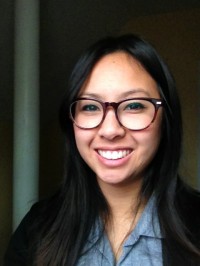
[104,101,120,117]
[104,101,119,112]
[103,101,121,123]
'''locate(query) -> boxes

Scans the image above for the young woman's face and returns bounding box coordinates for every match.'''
[73,52,163,188]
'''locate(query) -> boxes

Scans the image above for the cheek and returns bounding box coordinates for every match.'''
[73,126,93,155]
[74,127,85,151]
[148,124,162,156]
[135,119,162,156]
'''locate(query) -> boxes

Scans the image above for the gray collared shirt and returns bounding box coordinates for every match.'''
[77,196,163,266]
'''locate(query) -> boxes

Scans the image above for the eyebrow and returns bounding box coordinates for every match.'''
[79,89,151,99]
[120,89,151,98]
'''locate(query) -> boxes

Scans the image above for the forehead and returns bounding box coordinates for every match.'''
[79,52,159,100]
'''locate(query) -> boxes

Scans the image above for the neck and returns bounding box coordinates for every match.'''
[98,178,144,219]
[98,179,146,261]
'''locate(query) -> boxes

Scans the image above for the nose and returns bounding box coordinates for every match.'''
[98,108,126,140]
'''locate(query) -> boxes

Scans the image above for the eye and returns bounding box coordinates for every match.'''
[125,102,145,110]
[81,104,100,112]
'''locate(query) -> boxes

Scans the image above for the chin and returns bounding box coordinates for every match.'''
[97,174,133,186]
[97,170,143,187]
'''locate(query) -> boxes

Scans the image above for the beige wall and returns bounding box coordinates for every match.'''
[121,8,200,186]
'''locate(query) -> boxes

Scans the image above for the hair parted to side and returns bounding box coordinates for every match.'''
[32,34,199,265]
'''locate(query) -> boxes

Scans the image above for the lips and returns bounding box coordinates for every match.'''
[97,150,131,160]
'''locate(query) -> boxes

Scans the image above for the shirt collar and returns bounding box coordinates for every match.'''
[87,194,163,247]
[125,194,163,247]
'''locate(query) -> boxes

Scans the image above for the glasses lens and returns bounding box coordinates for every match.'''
[70,99,104,129]
[118,99,155,130]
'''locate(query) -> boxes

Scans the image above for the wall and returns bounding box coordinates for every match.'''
[0,123,13,263]
[0,1,14,263]
[121,8,200,186]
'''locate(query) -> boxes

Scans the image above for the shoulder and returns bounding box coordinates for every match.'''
[175,179,200,240]
[4,202,44,266]
[4,192,61,266]
[176,179,200,212]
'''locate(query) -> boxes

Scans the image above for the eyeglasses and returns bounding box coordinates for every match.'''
[70,97,163,131]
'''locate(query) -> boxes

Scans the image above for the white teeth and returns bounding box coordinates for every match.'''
[98,150,130,160]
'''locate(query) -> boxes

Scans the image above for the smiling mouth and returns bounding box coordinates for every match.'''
[97,150,131,160]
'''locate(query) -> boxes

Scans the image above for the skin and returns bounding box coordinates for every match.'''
[74,52,162,189]
[73,52,163,259]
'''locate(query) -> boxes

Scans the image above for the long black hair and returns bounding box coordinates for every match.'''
[31,34,200,265]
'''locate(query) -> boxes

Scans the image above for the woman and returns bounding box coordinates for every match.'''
[5,34,200,265]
